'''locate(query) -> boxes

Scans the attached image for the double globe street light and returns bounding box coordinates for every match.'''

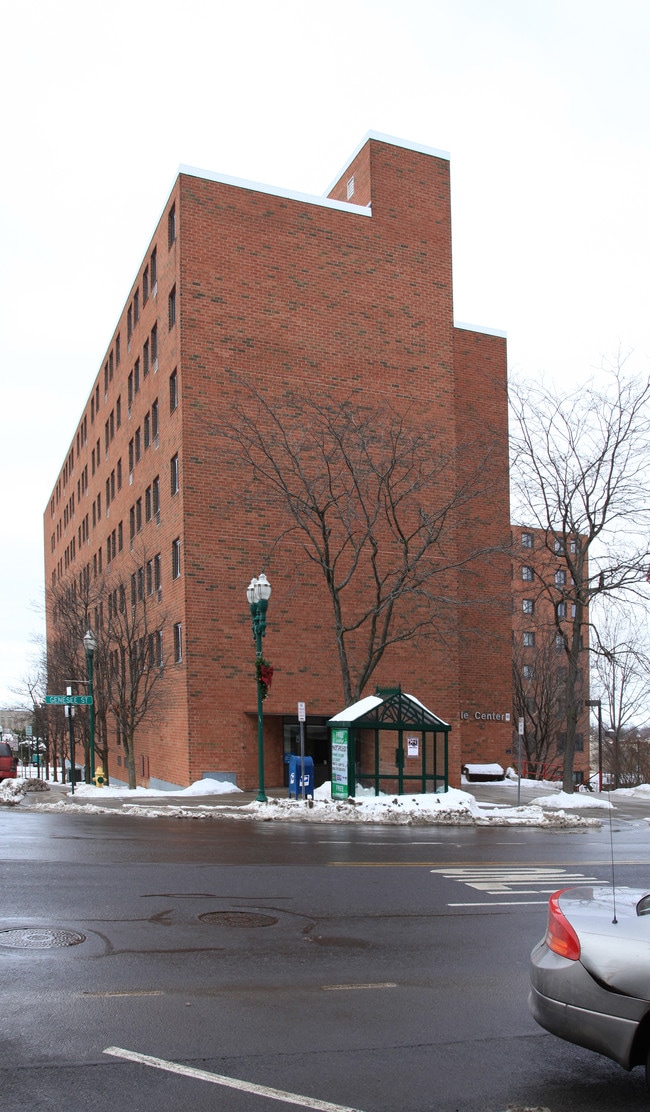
[246,573,272,803]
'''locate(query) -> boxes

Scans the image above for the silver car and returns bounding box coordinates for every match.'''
[529,885,650,1088]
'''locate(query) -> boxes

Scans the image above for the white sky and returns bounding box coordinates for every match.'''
[1,0,649,706]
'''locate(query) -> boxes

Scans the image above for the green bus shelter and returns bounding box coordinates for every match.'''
[328,686,450,800]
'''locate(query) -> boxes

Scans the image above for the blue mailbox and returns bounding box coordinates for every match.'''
[288,754,314,799]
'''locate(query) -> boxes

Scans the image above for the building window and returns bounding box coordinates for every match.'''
[127,305,133,342]
[143,265,149,305]
[150,246,157,290]
[521,532,533,548]
[133,289,140,325]
[136,497,142,533]
[116,395,121,428]
[168,204,176,247]
[154,553,161,596]
[555,569,566,586]
[144,411,151,450]
[145,485,152,523]
[152,476,160,521]
[523,665,535,680]
[135,427,141,463]
[168,286,176,329]
[171,454,179,495]
[173,622,182,663]
[521,566,534,581]
[143,338,150,378]
[555,633,564,652]
[152,399,159,445]
[172,537,181,579]
[557,602,567,618]
[554,538,565,554]
[523,631,535,647]
[151,323,158,369]
[170,369,178,412]
[522,599,534,615]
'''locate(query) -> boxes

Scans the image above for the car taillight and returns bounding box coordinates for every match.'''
[545,890,581,960]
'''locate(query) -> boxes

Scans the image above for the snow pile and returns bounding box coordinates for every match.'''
[68,777,242,799]
[0,779,27,805]
[530,790,612,811]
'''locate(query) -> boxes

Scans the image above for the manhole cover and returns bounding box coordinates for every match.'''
[199,911,277,928]
[0,928,86,949]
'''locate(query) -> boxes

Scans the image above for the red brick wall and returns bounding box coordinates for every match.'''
[44,136,511,792]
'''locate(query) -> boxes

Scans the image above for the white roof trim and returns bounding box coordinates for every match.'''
[177,163,372,218]
[454,320,507,339]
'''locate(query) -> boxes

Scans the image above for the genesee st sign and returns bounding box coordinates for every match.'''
[45,695,93,706]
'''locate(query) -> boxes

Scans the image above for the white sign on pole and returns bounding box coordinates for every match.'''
[297,702,306,722]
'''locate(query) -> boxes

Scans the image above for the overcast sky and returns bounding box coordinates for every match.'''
[1,0,649,706]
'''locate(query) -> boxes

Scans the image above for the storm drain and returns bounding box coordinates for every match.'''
[198,911,277,928]
[0,928,86,949]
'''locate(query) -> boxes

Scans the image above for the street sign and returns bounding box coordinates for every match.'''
[297,701,306,722]
[45,695,93,706]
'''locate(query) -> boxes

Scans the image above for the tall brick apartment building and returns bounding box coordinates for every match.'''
[511,526,591,784]
[44,133,514,791]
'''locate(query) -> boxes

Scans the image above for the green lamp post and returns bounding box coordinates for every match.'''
[83,629,97,782]
[247,573,271,803]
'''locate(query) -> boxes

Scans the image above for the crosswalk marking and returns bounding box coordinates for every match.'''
[431,865,601,898]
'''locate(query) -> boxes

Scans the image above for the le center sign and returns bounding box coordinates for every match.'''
[45,695,93,706]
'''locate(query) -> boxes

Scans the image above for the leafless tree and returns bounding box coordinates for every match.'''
[221,384,504,705]
[510,363,650,792]
[589,605,650,787]
[512,633,571,778]
[103,549,167,789]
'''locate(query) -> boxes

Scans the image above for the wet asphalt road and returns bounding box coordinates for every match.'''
[1,793,650,1112]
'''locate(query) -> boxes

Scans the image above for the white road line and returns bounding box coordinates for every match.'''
[103,1046,366,1112]
[449,900,549,907]
[322,982,397,991]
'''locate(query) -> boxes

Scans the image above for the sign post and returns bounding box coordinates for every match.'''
[297,702,306,801]
[517,716,525,806]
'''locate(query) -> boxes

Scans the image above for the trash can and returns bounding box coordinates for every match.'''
[288,754,314,799]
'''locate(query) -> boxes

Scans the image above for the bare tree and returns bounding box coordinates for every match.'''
[510,364,650,792]
[590,605,650,787]
[103,552,167,789]
[512,633,569,778]
[221,385,503,705]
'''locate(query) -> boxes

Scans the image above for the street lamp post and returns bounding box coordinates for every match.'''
[246,573,271,803]
[586,699,602,792]
[83,629,98,782]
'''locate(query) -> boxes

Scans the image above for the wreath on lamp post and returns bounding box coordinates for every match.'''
[256,657,274,701]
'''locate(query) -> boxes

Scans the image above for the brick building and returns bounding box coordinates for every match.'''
[511,526,591,784]
[44,133,514,791]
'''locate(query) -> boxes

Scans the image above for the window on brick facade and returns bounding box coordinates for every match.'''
[172,537,181,580]
[151,323,158,369]
[143,266,149,305]
[168,286,176,330]
[555,569,566,586]
[521,532,533,548]
[522,598,534,614]
[134,289,140,325]
[152,399,159,445]
[173,622,182,663]
[171,454,179,495]
[144,412,151,450]
[523,631,535,647]
[143,338,150,378]
[521,566,534,581]
[152,476,160,521]
[170,369,178,412]
[523,664,535,680]
[168,204,176,247]
[557,602,567,618]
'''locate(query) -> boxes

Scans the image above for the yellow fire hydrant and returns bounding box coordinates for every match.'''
[92,766,107,788]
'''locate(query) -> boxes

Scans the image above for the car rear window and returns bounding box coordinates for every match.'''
[0,743,13,757]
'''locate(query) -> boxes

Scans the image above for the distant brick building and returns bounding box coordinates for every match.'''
[44,133,514,790]
[511,526,591,784]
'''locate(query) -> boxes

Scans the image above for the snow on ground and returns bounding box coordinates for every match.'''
[0,775,604,827]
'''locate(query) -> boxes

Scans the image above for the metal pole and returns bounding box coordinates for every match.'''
[598,702,603,793]
[67,713,75,795]
[86,647,95,781]
[255,626,267,803]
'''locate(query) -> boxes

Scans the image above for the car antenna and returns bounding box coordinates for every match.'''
[607,781,618,925]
